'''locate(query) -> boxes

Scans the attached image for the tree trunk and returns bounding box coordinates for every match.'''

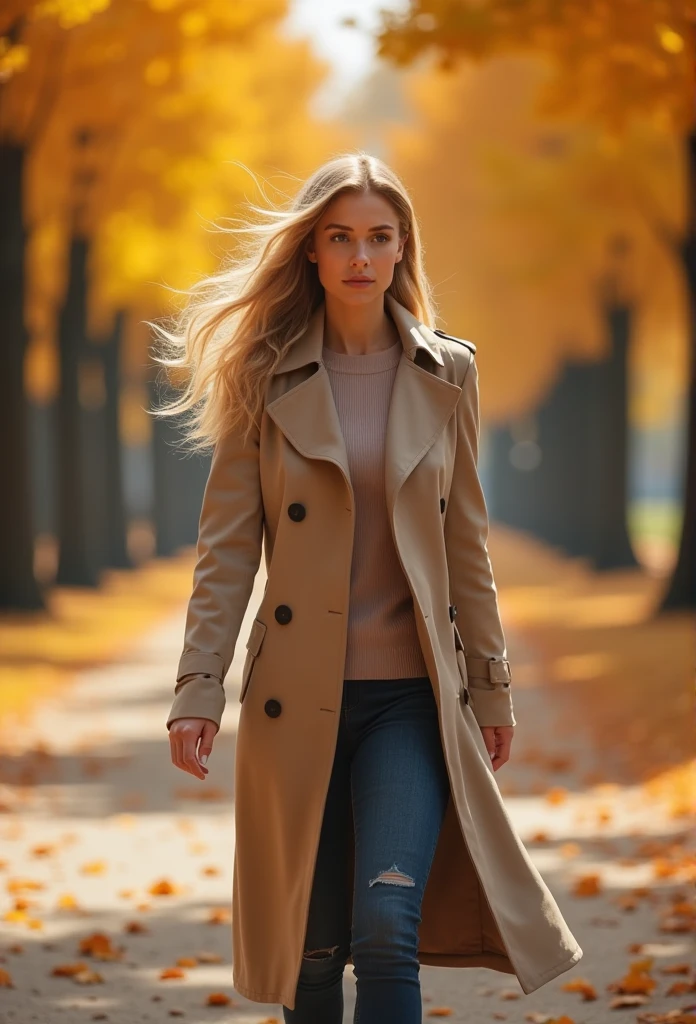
[102,309,131,568]
[55,236,101,586]
[0,143,44,609]
[588,301,639,570]
[486,308,638,572]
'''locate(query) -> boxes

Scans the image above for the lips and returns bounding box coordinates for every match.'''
[345,278,374,282]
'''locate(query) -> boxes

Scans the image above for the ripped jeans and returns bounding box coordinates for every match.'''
[282,677,451,1024]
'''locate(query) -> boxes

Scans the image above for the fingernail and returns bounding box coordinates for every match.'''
[200,754,208,765]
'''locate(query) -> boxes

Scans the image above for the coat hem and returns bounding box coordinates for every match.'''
[232,944,583,1008]
[515,944,584,995]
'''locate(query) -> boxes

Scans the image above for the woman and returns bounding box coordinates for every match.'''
[154,152,582,1023]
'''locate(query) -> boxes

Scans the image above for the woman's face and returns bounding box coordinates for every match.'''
[306,190,407,305]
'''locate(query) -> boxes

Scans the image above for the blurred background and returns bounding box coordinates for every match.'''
[0,3,695,1017]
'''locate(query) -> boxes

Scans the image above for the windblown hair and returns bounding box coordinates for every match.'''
[148,151,437,454]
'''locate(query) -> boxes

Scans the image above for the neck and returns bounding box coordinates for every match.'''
[322,292,399,356]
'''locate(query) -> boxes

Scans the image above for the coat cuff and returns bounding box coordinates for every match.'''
[176,651,225,681]
[166,674,226,731]
[465,656,516,727]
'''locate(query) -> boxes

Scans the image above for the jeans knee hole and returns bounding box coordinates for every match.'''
[368,862,415,887]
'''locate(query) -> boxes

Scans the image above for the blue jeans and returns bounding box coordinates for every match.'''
[282,677,451,1024]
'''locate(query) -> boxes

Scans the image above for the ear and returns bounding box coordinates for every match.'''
[396,233,409,261]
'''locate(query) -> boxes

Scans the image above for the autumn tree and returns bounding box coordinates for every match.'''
[1,0,351,608]
[375,0,695,609]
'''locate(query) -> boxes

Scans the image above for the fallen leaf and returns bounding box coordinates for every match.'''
[160,966,186,980]
[175,957,197,968]
[80,861,107,875]
[610,995,651,1008]
[206,992,231,1005]
[561,979,598,1000]
[572,873,602,897]
[78,932,124,961]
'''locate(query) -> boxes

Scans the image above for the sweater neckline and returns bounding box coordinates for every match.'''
[321,339,402,375]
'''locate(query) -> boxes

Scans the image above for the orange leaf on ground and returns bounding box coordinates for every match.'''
[124,920,148,933]
[544,787,568,805]
[207,907,231,924]
[608,961,657,996]
[56,893,80,909]
[79,860,107,875]
[206,992,231,1005]
[561,978,598,1000]
[6,878,45,892]
[0,968,14,987]
[78,932,124,960]
[51,961,91,976]
[160,966,186,979]
[73,968,104,984]
[572,873,602,896]
[149,878,180,896]
[30,844,56,857]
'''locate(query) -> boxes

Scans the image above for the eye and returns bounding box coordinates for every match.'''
[329,233,348,242]
[374,233,390,243]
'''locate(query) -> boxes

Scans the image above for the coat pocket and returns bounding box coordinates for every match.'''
[453,623,470,706]
[239,617,267,704]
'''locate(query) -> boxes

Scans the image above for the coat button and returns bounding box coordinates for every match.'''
[449,604,457,621]
[288,502,306,522]
[440,497,446,514]
[264,699,282,718]
[275,604,293,625]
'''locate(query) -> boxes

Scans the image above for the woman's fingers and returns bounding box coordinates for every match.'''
[197,720,218,766]
[480,725,513,771]
[169,718,218,779]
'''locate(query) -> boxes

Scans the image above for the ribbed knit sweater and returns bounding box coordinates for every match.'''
[322,339,430,681]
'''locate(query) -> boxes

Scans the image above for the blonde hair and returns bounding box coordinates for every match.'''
[148,151,438,454]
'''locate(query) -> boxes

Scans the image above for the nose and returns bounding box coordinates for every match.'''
[351,244,369,265]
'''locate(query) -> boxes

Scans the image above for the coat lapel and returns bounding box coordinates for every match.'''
[265,292,462,510]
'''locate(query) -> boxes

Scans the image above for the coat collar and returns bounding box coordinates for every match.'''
[271,291,445,375]
[265,292,460,514]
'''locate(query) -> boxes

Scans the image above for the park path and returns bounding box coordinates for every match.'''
[0,538,694,1024]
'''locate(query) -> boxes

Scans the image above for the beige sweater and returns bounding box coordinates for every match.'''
[322,339,429,680]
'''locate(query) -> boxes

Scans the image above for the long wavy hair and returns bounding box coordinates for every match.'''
[148,151,438,454]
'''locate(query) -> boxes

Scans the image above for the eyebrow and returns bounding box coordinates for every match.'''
[323,223,396,232]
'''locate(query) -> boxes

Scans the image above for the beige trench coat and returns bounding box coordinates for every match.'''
[166,291,583,1010]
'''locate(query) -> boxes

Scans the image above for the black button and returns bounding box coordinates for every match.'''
[264,699,282,718]
[449,604,457,621]
[275,604,293,625]
[288,502,306,522]
[440,498,446,514]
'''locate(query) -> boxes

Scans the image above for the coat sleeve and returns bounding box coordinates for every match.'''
[443,350,516,728]
[166,415,264,731]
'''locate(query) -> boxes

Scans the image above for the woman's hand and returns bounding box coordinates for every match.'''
[480,725,513,771]
[169,717,219,780]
